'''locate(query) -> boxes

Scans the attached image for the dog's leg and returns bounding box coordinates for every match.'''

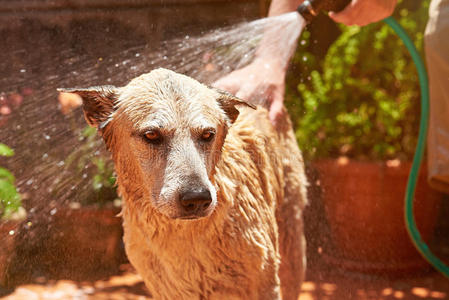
[275,111,308,300]
[277,199,306,300]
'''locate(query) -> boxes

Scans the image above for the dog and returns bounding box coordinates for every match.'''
[60,68,308,300]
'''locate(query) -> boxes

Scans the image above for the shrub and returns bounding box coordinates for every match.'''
[0,143,22,219]
[63,126,118,207]
[286,0,430,161]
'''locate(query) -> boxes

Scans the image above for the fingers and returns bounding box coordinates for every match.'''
[329,0,397,26]
[329,0,361,26]
[268,91,285,127]
[214,74,258,101]
[213,76,239,95]
[235,83,256,101]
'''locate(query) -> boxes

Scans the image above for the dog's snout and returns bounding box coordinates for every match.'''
[179,188,212,214]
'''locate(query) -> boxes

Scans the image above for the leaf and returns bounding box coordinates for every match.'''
[0,179,20,205]
[92,174,103,190]
[82,126,97,138]
[0,167,15,184]
[0,143,14,157]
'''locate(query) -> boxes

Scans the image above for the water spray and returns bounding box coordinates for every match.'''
[296,0,449,278]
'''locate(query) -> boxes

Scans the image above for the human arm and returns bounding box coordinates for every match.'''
[214,0,398,127]
[329,0,398,26]
[214,0,304,127]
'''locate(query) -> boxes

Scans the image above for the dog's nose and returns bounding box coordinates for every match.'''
[179,188,212,214]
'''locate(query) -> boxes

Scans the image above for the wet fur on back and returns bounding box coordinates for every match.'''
[63,68,308,300]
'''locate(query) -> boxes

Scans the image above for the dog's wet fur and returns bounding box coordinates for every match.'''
[61,68,308,300]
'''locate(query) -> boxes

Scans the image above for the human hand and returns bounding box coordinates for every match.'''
[329,0,397,26]
[213,58,286,127]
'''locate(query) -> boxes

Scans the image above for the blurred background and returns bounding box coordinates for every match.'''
[0,0,448,299]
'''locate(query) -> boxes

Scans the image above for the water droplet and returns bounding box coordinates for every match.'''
[9,230,15,235]
[20,69,26,73]
[26,179,34,185]
[302,56,308,62]
[44,134,50,140]
[50,208,57,215]
[300,40,306,45]
[135,53,141,57]
[69,202,81,209]
[57,161,64,167]
[163,56,168,60]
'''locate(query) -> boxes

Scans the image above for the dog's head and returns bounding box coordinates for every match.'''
[60,68,254,220]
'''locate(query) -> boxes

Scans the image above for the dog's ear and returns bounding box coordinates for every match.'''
[213,88,256,124]
[57,86,118,129]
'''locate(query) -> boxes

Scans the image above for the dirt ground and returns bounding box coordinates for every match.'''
[1,263,448,300]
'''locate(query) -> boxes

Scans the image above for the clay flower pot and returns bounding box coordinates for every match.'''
[4,206,125,286]
[314,158,442,274]
[0,221,18,287]
[46,206,125,280]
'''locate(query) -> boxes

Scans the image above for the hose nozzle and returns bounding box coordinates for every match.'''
[297,0,351,23]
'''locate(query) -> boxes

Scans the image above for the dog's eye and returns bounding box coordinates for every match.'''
[201,130,215,142]
[143,130,163,144]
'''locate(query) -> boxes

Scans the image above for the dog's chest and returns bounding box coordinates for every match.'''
[124,215,277,299]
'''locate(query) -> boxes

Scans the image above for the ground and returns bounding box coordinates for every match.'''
[1,263,448,300]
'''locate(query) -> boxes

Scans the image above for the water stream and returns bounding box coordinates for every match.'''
[0,11,304,246]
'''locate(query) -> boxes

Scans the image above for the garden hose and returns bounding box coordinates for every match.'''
[296,0,449,278]
[383,16,449,279]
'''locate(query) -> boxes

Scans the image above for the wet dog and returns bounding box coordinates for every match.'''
[60,68,308,300]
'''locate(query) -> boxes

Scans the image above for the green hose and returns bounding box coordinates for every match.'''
[383,16,449,278]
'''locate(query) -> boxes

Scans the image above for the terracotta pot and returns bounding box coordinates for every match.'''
[0,221,18,287]
[45,206,125,280]
[314,159,442,273]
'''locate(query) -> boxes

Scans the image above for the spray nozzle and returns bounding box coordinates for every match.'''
[297,0,352,23]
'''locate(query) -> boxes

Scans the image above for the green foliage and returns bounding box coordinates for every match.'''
[0,143,15,157]
[79,126,116,192]
[64,126,118,206]
[0,143,22,219]
[286,0,430,161]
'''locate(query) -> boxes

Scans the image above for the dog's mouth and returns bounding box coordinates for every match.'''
[178,215,203,220]
[172,206,214,220]
[175,211,211,220]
